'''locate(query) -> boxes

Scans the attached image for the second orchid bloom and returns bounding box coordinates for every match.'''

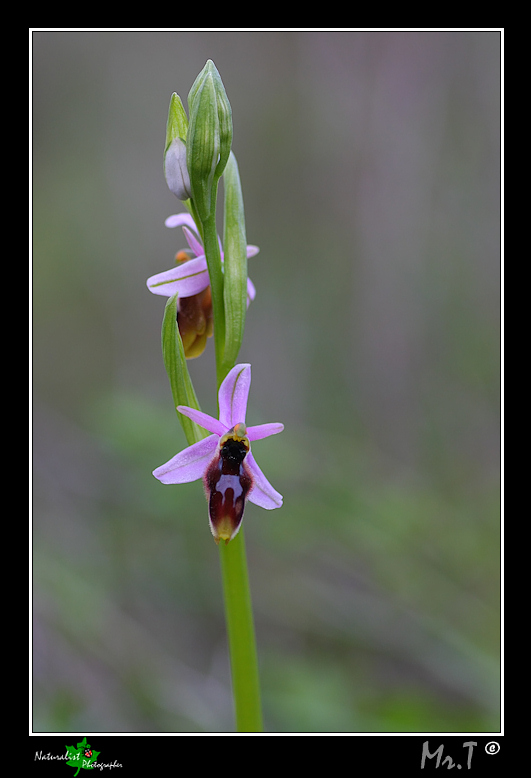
[147,212,257,359]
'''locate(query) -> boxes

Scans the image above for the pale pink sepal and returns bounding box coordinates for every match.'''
[246,452,283,509]
[247,422,284,442]
[146,256,209,297]
[182,226,205,258]
[153,434,218,484]
[177,406,226,437]
[164,213,197,230]
[218,363,251,429]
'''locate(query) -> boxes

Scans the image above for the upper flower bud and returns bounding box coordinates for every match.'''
[186,60,233,222]
[165,92,189,151]
[163,93,191,201]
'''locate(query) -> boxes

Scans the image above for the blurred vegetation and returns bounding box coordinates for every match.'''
[32,30,500,733]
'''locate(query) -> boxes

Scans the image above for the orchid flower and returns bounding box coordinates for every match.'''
[153,363,283,544]
[146,213,257,358]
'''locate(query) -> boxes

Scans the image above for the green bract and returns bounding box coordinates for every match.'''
[222,152,248,373]
[161,292,205,445]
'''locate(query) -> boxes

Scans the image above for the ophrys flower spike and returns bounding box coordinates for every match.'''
[149,62,281,732]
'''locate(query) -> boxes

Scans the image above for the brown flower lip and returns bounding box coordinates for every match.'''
[177,284,213,359]
[204,430,252,545]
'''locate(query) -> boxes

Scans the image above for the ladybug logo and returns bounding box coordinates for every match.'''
[84,749,93,758]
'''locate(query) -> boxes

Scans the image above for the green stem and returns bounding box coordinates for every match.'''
[199,178,262,733]
[201,206,226,391]
[219,526,263,732]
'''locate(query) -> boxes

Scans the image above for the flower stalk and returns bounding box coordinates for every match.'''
[219,528,263,732]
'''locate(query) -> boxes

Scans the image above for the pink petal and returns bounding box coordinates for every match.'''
[153,435,218,484]
[177,406,226,437]
[218,363,251,429]
[165,213,197,230]
[246,422,284,442]
[182,225,205,258]
[247,277,256,305]
[146,256,209,298]
[246,245,260,258]
[246,451,283,509]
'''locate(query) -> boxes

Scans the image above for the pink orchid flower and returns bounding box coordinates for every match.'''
[153,363,283,544]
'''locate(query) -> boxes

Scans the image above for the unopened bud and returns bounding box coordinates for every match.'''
[164,138,191,201]
[186,60,233,222]
[165,93,188,153]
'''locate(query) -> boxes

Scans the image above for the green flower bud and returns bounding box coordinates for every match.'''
[186,60,233,222]
[164,92,189,153]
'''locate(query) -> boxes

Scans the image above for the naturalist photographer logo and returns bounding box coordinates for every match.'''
[34,737,122,774]
[65,737,100,775]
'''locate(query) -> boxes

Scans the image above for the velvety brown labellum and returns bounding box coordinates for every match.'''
[177,286,213,359]
[205,437,252,544]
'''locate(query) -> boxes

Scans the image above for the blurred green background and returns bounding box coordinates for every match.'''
[32,30,501,733]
